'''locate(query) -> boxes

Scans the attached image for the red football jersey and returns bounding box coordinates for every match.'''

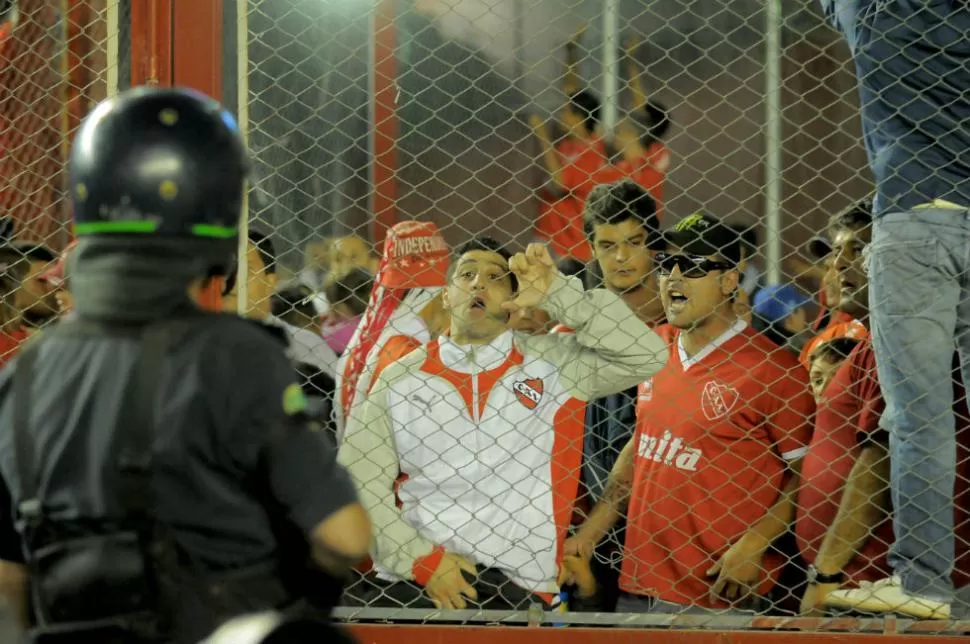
[797,340,970,588]
[620,321,815,608]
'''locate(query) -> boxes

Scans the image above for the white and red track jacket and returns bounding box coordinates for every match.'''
[338,274,668,595]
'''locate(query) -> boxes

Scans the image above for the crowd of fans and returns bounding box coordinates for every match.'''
[324,183,970,620]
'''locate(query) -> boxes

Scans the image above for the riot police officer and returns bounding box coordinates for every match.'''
[0,87,371,643]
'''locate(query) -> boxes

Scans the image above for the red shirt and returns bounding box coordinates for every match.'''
[620,322,815,607]
[795,339,892,584]
[536,138,607,262]
[797,340,970,587]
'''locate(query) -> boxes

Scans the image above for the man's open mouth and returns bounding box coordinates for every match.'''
[470,296,487,311]
[667,289,688,304]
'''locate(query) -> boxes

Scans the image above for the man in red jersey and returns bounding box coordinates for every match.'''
[562,213,814,613]
[794,209,888,613]
[799,199,873,371]
[797,208,970,619]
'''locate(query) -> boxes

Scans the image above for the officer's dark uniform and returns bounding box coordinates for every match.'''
[0,88,360,643]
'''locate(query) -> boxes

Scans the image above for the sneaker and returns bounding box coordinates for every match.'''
[823,576,951,620]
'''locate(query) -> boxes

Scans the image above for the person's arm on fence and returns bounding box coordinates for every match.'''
[800,441,890,614]
[559,434,637,587]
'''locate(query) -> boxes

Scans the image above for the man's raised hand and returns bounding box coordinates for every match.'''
[503,243,559,315]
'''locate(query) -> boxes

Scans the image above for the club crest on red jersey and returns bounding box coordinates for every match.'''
[513,378,543,410]
[701,380,739,421]
[639,378,654,403]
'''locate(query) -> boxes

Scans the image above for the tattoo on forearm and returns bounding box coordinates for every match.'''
[603,476,631,513]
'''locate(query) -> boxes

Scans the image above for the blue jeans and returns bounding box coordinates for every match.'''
[868,208,970,603]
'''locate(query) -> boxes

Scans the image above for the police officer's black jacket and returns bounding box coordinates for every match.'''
[0,311,358,640]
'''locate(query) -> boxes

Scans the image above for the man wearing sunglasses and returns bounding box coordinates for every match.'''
[562,213,814,614]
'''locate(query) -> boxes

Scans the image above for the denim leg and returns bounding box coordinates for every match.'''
[614,592,654,613]
[869,210,966,602]
[650,598,763,616]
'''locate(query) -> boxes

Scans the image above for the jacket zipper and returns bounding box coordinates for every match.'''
[469,347,479,424]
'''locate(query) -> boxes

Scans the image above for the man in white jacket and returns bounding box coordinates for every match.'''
[339,239,668,610]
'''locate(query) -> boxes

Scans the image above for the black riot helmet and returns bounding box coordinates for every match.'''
[69,86,248,271]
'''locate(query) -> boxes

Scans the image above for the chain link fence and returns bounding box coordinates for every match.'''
[1,0,969,635]
[0,0,114,357]
[241,0,970,630]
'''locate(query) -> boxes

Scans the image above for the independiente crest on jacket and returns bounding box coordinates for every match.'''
[513,378,544,410]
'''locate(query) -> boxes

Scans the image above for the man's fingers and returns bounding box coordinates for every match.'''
[429,591,453,610]
[556,567,571,587]
[456,558,477,575]
[526,243,548,266]
[502,300,520,313]
[710,574,725,597]
[450,592,467,610]
[705,560,721,577]
[460,582,478,601]
[536,244,555,267]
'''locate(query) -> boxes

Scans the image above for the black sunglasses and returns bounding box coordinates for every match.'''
[656,252,735,278]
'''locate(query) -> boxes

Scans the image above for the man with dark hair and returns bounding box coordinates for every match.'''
[339,238,667,610]
[796,209,921,614]
[798,199,873,372]
[227,229,338,378]
[566,179,666,611]
[798,203,970,617]
[529,27,608,263]
[822,1,970,619]
[583,180,664,314]
[272,283,320,335]
[564,213,814,614]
